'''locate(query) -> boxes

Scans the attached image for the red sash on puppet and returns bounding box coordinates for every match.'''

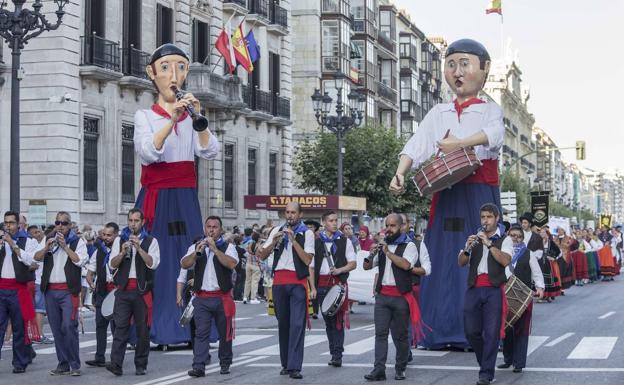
[0,279,41,344]
[140,161,197,231]
[380,285,425,341]
[318,274,350,330]
[274,270,311,329]
[121,278,154,327]
[196,290,236,341]
[474,274,508,339]
[48,282,80,322]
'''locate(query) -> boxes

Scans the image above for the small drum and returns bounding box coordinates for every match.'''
[412,147,481,196]
[504,275,533,329]
[321,285,346,317]
[179,297,195,327]
[101,288,117,321]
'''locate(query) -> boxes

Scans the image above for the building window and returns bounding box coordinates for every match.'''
[192,19,210,64]
[269,152,278,195]
[121,124,135,203]
[248,148,257,195]
[321,19,350,74]
[83,117,99,201]
[123,0,141,49]
[157,4,174,47]
[224,144,235,209]
[379,9,395,41]
[85,0,106,37]
[322,0,349,15]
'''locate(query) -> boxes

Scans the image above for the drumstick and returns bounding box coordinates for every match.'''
[394,174,401,188]
[435,129,451,158]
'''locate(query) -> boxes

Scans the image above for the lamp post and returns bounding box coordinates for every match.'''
[0,0,69,212]
[310,75,366,196]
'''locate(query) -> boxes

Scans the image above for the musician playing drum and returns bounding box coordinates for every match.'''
[389,39,505,350]
[498,224,544,374]
[458,204,511,385]
[308,211,357,368]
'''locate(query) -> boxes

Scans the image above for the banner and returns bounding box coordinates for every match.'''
[530,191,550,228]
[600,214,613,229]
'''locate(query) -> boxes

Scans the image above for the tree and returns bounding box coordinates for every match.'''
[292,125,430,217]
[500,169,531,215]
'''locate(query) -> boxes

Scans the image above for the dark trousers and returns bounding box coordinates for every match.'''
[110,289,149,370]
[317,286,344,359]
[0,289,31,369]
[373,294,410,372]
[46,289,80,370]
[464,287,502,381]
[502,304,531,369]
[273,284,307,371]
[94,290,116,362]
[192,296,232,370]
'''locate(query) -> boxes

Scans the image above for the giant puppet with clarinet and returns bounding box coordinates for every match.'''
[132,44,220,345]
[390,39,505,349]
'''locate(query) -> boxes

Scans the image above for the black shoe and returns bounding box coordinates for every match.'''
[312,314,318,319]
[395,370,406,380]
[364,370,386,381]
[85,360,106,367]
[49,368,70,376]
[513,367,523,373]
[188,368,205,377]
[408,351,413,362]
[476,379,490,385]
[289,370,303,379]
[135,368,146,375]
[12,367,25,374]
[280,368,290,375]
[105,363,123,376]
[497,363,511,369]
[328,358,342,367]
[220,365,230,375]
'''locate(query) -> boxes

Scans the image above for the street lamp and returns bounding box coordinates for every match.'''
[310,75,365,195]
[0,0,69,212]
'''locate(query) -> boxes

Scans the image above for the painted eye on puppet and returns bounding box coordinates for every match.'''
[160,63,170,72]
[178,63,187,72]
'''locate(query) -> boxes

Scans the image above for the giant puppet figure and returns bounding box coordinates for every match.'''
[134,44,220,345]
[390,39,504,349]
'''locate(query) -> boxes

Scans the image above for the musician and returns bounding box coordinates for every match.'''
[85,222,119,367]
[257,202,315,379]
[106,208,160,376]
[304,219,321,319]
[363,214,420,382]
[458,203,512,385]
[135,43,220,345]
[34,211,89,376]
[519,213,542,251]
[308,211,357,368]
[0,211,40,374]
[390,39,504,349]
[498,224,544,374]
[181,216,238,378]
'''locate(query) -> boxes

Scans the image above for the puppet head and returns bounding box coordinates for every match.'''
[444,39,491,101]
[146,44,190,103]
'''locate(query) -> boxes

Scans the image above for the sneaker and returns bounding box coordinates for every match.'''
[243,299,248,304]
[49,368,70,376]
[70,369,81,376]
[249,299,260,305]
[41,336,54,344]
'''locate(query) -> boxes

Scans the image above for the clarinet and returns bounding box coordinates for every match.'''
[364,244,381,264]
[274,224,290,251]
[463,226,486,256]
[171,86,209,132]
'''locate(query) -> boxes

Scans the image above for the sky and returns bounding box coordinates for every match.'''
[393,0,624,174]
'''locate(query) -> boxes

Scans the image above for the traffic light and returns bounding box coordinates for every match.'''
[576,140,586,160]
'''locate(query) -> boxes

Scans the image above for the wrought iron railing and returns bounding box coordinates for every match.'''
[80,35,121,71]
[121,46,150,79]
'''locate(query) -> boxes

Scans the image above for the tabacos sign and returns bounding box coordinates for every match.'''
[244,195,338,210]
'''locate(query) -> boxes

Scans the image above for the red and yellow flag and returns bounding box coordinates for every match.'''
[486,0,502,15]
[232,23,254,73]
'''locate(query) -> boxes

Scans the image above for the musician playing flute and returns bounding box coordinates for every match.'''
[181,216,238,378]
[308,211,357,368]
[389,39,505,350]
[133,44,220,345]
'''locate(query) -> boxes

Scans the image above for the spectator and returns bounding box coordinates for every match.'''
[358,225,374,251]
[243,232,262,304]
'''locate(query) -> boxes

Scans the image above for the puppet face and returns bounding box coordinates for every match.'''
[444,53,489,100]
[146,54,190,102]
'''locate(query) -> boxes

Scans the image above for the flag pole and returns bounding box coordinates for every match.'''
[203,10,239,66]
[500,12,504,59]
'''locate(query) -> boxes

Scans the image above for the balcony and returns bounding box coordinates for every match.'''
[376,80,397,104]
[267,2,288,35]
[119,46,152,97]
[377,31,396,58]
[242,84,272,121]
[401,100,422,122]
[351,18,377,39]
[79,35,123,89]
[248,0,270,25]
[185,63,244,110]
[276,96,290,119]
[223,0,248,14]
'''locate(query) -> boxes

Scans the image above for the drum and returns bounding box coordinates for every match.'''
[321,285,346,317]
[179,297,195,327]
[101,288,117,321]
[411,147,481,196]
[504,275,533,329]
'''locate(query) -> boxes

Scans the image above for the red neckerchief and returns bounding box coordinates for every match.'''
[151,104,189,135]
[453,98,485,119]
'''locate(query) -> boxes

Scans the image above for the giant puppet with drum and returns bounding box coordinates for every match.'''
[390,39,505,349]
[133,44,220,345]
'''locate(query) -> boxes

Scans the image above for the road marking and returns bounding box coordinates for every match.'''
[545,332,575,347]
[235,317,251,321]
[246,335,326,355]
[164,334,273,355]
[36,336,111,354]
[324,336,376,355]
[527,336,549,356]
[246,363,624,372]
[568,337,617,359]
[351,323,375,331]
[412,349,449,357]
[599,311,616,319]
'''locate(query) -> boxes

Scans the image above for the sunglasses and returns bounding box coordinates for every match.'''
[55,220,70,226]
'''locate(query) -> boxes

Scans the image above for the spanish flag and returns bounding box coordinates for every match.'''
[486,0,502,15]
[232,22,254,73]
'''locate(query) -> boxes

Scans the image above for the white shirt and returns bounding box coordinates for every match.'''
[182,242,239,291]
[108,237,161,277]
[177,267,189,284]
[309,233,357,275]
[415,241,432,276]
[0,237,38,279]
[134,109,220,166]
[476,230,513,275]
[87,242,115,283]
[505,248,545,289]
[34,238,45,284]
[400,102,504,169]
[589,239,603,251]
[46,236,89,283]
[372,242,419,286]
[263,226,315,271]
[522,230,534,247]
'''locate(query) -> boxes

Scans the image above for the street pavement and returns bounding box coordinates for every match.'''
[2,277,624,385]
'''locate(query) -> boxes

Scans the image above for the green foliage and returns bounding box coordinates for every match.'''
[292,125,430,217]
[500,169,530,215]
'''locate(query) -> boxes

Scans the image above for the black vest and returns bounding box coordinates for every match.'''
[0,237,31,283]
[113,236,155,294]
[526,232,542,252]
[94,242,114,295]
[41,237,81,295]
[375,242,413,294]
[193,241,232,292]
[313,236,349,287]
[273,232,310,280]
[411,240,422,286]
[467,236,508,288]
[511,248,532,288]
